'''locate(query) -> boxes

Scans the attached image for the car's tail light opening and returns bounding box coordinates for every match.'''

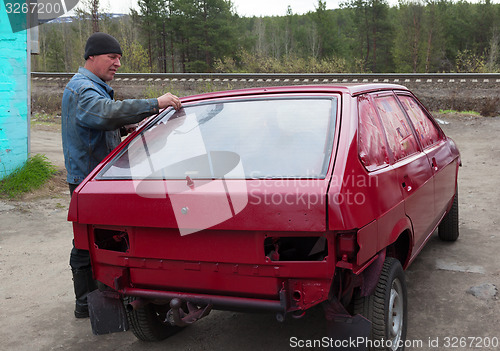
[93,228,130,253]
[264,236,328,261]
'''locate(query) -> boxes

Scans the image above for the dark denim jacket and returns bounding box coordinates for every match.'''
[62,67,159,185]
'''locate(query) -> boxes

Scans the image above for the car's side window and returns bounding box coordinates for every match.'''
[358,95,389,171]
[397,94,443,149]
[374,95,419,162]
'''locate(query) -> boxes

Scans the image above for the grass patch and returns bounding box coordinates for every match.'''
[0,154,57,198]
[438,109,481,115]
[31,112,60,127]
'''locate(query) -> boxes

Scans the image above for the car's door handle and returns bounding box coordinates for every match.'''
[402,175,412,192]
[431,157,438,172]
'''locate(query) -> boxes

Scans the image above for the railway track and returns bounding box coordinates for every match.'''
[32,72,500,84]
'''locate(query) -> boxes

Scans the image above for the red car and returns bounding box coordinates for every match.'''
[69,84,460,349]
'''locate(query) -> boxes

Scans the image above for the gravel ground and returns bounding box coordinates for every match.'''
[0,113,499,351]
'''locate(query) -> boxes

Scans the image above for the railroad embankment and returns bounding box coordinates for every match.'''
[31,73,500,116]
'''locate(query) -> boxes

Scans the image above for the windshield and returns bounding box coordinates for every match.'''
[97,97,337,180]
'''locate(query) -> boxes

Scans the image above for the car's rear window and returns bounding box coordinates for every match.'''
[374,95,419,162]
[397,94,442,149]
[358,95,390,171]
[97,97,337,180]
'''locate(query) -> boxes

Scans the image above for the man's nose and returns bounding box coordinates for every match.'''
[114,58,121,67]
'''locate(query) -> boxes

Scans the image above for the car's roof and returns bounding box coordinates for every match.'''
[181,83,408,103]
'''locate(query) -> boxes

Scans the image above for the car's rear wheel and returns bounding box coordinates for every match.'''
[438,188,459,241]
[354,257,407,351]
[124,296,183,341]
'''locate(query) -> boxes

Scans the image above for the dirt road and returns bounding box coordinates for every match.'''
[1,114,499,351]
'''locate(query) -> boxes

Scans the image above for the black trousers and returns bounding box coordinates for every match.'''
[69,183,91,271]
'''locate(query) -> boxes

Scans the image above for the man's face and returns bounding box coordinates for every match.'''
[89,53,122,82]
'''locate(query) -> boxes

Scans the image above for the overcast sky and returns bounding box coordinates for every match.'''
[232,0,343,16]
[86,0,346,17]
[76,0,491,17]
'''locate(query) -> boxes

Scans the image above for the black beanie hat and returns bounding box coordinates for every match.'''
[84,32,123,60]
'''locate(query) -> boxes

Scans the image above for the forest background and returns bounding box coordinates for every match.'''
[32,0,500,75]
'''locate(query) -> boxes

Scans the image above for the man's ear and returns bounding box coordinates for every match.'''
[84,56,94,68]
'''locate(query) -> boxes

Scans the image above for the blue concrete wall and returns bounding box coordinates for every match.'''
[0,0,29,180]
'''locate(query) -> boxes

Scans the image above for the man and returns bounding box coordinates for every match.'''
[61,32,181,318]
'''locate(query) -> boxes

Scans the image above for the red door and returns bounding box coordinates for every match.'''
[396,94,457,218]
[373,94,436,252]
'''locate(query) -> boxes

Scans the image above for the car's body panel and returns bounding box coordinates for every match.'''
[395,151,436,250]
[76,179,330,231]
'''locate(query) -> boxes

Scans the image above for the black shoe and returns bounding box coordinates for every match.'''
[74,301,89,318]
[72,267,97,319]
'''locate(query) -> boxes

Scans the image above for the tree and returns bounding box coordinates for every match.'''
[486,26,500,72]
[342,0,393,71]
[313,0,336,58]
[171,0,238,72]
[132,0,164,72]
[75,0,102,33]
[393,0,425,72]
[44,25,65,71]
[90,0,100,32]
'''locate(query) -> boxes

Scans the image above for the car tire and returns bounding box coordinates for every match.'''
[354,257,407,351]
[124,296,183,342]
[438,189,459,241]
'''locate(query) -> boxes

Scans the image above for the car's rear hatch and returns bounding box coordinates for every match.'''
[71,94,340,303]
